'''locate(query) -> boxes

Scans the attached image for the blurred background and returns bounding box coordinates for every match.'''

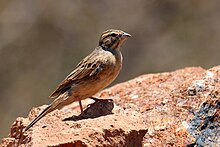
[0,0,220,139]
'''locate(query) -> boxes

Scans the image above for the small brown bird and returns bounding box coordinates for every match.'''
[24,29,131,131]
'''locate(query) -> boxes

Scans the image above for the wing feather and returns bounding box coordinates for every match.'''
[49,51,104,98]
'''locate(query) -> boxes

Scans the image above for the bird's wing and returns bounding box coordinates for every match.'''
[49,51,104,98]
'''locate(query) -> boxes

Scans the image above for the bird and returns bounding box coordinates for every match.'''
[24,29,131,131]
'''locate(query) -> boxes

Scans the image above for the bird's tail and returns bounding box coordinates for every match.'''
[24,97,64,132]
[24,104,53,132]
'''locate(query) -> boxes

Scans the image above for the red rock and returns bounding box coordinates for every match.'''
[1,66,219,146]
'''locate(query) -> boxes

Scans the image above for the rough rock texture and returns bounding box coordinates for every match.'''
[1,66,220,147]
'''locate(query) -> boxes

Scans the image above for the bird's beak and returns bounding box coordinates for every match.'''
[122,32,131,38]
[117,32,131,48]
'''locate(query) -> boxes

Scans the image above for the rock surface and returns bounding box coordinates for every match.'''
[1,66,220,147]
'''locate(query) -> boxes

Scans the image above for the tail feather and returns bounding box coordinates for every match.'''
[24,95,69,132]
[24,104,53,132]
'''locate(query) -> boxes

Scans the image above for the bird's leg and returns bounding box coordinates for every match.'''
[78,98,89,118]
[78,99,84,114]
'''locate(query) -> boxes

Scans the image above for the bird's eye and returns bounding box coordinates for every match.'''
[111,33,117,37]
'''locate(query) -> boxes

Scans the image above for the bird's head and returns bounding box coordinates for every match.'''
[99,29,131,50]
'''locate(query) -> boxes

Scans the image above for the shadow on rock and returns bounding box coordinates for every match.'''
[63,97,114,121]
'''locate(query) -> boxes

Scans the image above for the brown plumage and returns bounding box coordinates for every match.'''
[24,29,131,131]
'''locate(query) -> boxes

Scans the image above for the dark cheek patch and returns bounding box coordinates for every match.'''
[105,38,112,46]
[102,38,114,48]
[100,35,119,49]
